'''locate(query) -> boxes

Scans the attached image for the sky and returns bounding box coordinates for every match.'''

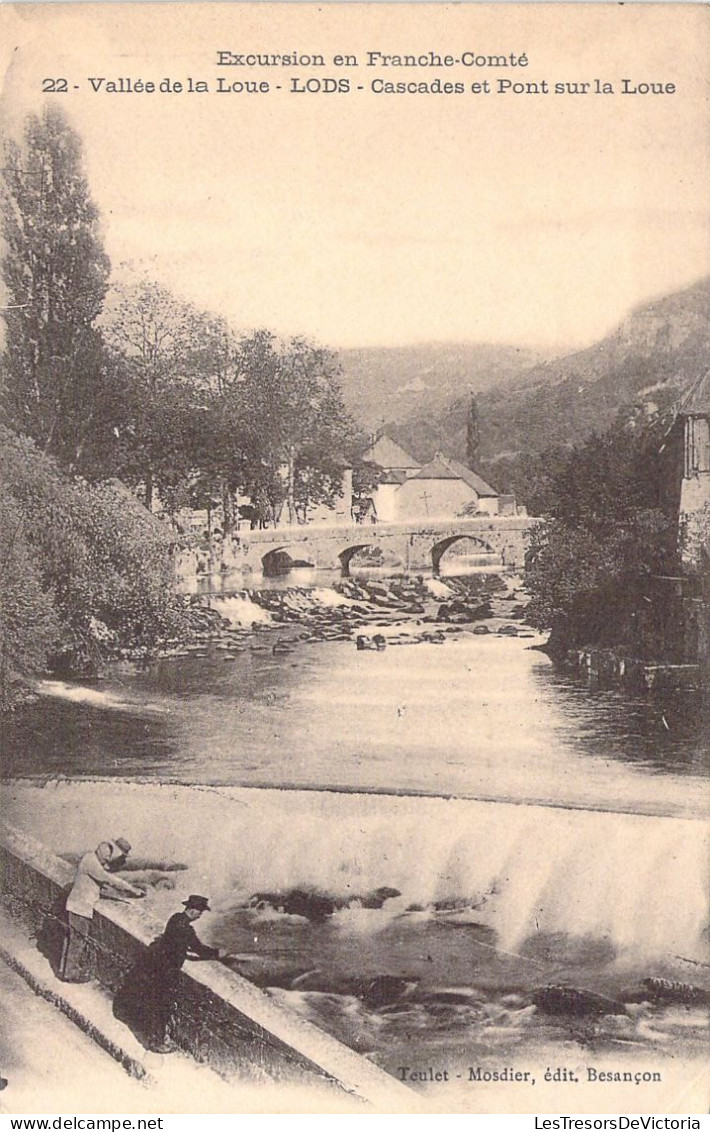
[1,2,709,352]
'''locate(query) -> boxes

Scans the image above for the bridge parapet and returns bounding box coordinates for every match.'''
[244,515,532,538]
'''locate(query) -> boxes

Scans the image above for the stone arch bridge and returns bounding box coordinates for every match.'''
[232,516,538,577]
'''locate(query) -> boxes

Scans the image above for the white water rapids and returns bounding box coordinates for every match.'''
[3,780,706,964]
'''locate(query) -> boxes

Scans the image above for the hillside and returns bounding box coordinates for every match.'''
[384,276,710,467]
[337,342,550,432]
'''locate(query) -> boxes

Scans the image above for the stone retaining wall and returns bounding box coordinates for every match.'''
[0,825,411,1107]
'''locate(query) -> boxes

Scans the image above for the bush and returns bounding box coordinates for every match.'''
[524,423,677,657]
[0,495,62,709]
[0,427,183,703]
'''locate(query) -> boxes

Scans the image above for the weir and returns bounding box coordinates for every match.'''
[3,781,707,968]
[2,779,707,1084]
[152,787,708,963]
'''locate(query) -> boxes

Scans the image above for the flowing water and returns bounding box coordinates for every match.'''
[1,583,708,1088]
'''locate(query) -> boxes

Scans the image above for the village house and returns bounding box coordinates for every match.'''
[359,434,420,522]
[393,453,502,521]
[659,370,710,564]
[361,433,515,524]
[361,434,422,478]
[670,371,709,668]
[653,369,710,669]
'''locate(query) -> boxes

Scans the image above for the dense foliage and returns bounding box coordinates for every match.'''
[103,301,362,527]
[234,331,359,526]
[0,491,61,710]
[524,421,678,657]
[0,429,182,707]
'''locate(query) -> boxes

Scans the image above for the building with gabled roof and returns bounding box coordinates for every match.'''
[653,370,710,669]
[392,452,500,522]
[362,433,421,475]
[358,433,514,525]
[358,433,422,522]
[433,455,499,499]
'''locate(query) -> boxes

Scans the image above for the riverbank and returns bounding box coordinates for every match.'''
[17,572,528,698]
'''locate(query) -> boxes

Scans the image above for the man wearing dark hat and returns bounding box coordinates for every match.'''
[158,895,219,971]
[114,895,220,1053]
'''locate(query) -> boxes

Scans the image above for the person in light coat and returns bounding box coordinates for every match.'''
[58,841,144,983]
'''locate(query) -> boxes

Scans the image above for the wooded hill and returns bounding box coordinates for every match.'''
[337,341,549,433]
[349,276,710,471]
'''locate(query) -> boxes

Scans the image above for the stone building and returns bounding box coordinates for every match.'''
[675,371,710,669]
[360,434,512,524]
[657,370,710,670]
[393,454,500,521]
[361,434,421,478]
[360,434,421,522]
[676,370,710,567]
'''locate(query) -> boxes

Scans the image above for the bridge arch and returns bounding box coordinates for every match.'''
[261,546,315,577]
[338,543,408,577]
[338,544,377,577]
[431,533,499,575]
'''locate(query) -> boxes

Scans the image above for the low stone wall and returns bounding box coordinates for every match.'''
[0,825,410,1107]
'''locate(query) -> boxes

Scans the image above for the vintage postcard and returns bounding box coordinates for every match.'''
[0,1,708,1118]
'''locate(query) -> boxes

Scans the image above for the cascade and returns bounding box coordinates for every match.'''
[11,780,705,965]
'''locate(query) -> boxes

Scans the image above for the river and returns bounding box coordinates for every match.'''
[1,575,708,1100]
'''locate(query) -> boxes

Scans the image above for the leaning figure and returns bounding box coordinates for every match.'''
[59,840,145,983]
[114,894,220,1053]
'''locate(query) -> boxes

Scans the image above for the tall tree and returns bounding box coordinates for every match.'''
[187,314,249,535]
[1,104,112,469]
[239,332,355,525]
[104,279,211,511]
[466,392,481,470]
